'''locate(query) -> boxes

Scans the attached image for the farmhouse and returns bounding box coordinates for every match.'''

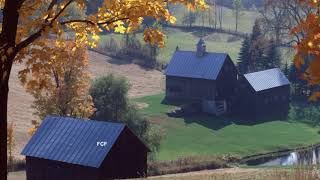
[237,68,291,119]
[21,116,150,180]
[165,39,238,115]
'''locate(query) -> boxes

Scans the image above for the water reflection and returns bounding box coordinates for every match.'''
[261,147,320,166]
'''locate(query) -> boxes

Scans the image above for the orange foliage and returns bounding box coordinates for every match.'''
[291,0,320,101]
[19,40,95,119]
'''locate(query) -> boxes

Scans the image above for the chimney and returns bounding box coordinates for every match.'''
[196,38,206,57]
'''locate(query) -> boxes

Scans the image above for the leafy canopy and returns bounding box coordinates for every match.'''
[291,0,320,101]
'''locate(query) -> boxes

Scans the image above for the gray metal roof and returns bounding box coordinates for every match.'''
[165,50,228,80]
[244,68,290,92]
[21,116,125,168]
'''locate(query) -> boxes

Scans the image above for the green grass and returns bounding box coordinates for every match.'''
[170,4,258,33]
[134,93,320,161]
[99,27,243,63]
[98,6,260,64]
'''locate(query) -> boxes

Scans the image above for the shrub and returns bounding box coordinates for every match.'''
[90,74,163,157]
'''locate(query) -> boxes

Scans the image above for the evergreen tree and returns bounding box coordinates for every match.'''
[283,61,289,77]
[249,19,268,72]
[237,36,251,74]
[260,38,281,70]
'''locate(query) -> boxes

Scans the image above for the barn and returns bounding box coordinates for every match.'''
[165,39,238,115]
[21,116,150,180]
[237,68,291,119]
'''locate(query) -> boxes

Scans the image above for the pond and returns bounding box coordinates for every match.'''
[246,146,320,166]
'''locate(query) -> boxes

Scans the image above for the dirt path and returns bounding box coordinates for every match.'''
[148,168,284,180]
[7,168,281,180]
[8,50,164,159]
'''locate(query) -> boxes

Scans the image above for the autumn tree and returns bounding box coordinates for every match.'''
[291,0,320,101]
[19,41,95,120]
[0,0,208,178]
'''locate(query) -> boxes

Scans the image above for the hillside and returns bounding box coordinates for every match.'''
[8,50,164,159]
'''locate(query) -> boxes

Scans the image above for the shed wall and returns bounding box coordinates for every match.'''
[25,157,99,180]
[100,127,148,179]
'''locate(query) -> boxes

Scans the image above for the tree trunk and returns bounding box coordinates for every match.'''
[0,78,9,180]
[0,1,21,180]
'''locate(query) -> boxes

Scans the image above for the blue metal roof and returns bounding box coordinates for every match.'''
[21,116,125,168]
[165,50,228,80]
[244,68,290,92]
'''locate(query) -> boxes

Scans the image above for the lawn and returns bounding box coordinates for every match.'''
[134,93,320,161]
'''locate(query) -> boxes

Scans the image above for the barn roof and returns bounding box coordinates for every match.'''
[244,68,290,92]
[165,50,229,80]
[21,116,147,168]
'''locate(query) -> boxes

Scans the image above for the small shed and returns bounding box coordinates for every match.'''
[237,68,290,119]
[21,116,150,180]
[165,39,238,115]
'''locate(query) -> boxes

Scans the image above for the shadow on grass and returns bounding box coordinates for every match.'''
[161,98,290,131]
[183,113,288,131]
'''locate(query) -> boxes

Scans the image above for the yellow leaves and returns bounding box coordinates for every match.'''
[168,16,177,24]
[92,34,100,41]
[114,21,126,34]
[28,120,40,137]
[143,28,166,48]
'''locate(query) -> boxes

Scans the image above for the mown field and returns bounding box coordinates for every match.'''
[170,4,257,33]
[133,93,320,161]
[98,5,260,63]
[99,28,243,63]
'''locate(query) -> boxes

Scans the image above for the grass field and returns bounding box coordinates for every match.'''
[99,28,243,63]
[170,5,258,33]
[133,93,320,161]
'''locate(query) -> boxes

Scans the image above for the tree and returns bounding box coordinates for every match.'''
[0,1,208,177]
[291,0,320,101]
[237,35,251,74]
[249,19,268,72]
[217,0,224,29]
[233,0,242,32]
[259,0,314,46]
[90,74,130,121]
[90,74,163,156]
[259,0,290,46]
[182,10,197,27]
[7,122,15,167]
[19,41,95,120]
[261,38,282,70]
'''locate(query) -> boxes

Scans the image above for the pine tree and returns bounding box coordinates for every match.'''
[237,36,251,74]
[283,61,289,77]
[249,19,268,72]
[260,38,281,70]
